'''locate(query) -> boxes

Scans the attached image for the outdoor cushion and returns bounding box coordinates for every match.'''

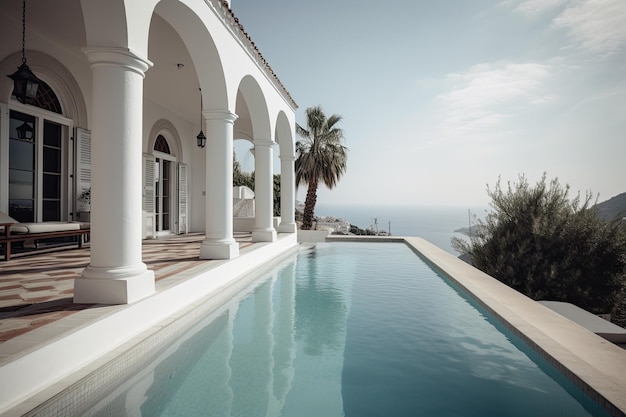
[1,210,84,234]
[10,222,82,234]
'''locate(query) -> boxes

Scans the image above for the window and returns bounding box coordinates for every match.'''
[42,120,63,221]
[8,110,68,222]
[9,111,36,222]
[154,135,174,234]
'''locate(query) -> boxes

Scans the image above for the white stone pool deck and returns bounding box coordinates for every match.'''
[0,232,299,416]
[1,234,625,416]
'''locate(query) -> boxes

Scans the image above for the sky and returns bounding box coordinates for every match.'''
[231,0,626,207]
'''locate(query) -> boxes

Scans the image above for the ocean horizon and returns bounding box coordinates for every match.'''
[312,203,488,255]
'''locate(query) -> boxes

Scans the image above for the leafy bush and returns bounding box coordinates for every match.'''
[453,174,626,316]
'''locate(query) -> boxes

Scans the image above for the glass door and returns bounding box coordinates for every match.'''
[8,109,68,222]
[42,120,62,221]
[9,111,36,222]
[155,158,172,234]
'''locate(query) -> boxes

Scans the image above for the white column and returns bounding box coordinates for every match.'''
[200,110,239,259]
[278,154,297,233]
[74,47,155,304]
[252,139,277,242]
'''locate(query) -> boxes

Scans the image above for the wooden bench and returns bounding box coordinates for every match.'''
[1,222,90,261]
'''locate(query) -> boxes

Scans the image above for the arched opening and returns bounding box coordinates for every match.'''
[234,139,255,175]
[144,119,187,238]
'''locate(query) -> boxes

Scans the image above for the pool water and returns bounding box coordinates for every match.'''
[31,242,610,416]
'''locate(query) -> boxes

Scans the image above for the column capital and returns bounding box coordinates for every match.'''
[82,47,153,76]
[203,109,238,124]
[253,139,276,148]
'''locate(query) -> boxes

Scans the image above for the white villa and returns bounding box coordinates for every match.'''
[0,0,298,304]
[3,2,626,416]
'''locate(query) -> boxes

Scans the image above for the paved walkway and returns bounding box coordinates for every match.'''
[0,233,254,343]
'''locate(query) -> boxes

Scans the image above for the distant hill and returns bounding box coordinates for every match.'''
[595,193,626,221]
[453,192,626,234]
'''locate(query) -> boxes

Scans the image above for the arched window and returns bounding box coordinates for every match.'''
[154,134,171,154]
[11,79,63,114]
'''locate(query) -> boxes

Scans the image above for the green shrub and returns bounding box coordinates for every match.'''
[453,174,626,316]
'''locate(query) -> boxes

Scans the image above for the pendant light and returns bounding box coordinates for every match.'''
[196,88,206,148]
[7,0,40,104]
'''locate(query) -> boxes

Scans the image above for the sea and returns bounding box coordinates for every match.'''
[313,203,488,255]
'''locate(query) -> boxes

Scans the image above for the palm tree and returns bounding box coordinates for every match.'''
[296,106,348,230]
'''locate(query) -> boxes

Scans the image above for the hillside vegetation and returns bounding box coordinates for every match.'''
[453,176,626,325]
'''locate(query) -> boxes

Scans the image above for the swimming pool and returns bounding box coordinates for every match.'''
[27,242,611,416]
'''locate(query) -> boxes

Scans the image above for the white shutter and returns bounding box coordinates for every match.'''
[143,154,156,239]
[178,163,188,234]
[75,128,91,216]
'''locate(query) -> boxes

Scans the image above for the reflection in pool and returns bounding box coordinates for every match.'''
[29,242,610,417]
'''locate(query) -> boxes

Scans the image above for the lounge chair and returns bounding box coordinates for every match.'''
[0,211,90,261]
[539,300,626,344]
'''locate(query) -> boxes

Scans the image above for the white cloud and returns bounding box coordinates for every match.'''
[503,0,568,16]
[553,0,626,55]
[437,63,553,137]
[503,0,626,55]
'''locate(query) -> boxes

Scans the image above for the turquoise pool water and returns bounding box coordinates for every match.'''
[30,242,610,416]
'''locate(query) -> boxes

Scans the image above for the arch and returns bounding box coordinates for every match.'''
[154,0,229,111]
[81,0,229,111]
[80,0,157,57]
[0,51,88,127]
[236,75,272,142]
[147,119,183,160]
[275,110,295,158]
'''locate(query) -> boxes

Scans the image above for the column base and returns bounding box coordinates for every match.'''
[252,229,277,242]
[199,240,239,260]
[277,222,297,233]
[74,270,155,304]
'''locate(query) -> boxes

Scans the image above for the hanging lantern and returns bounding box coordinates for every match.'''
[7,0,41,104]
[8,62,40,104]
[197,88,206,148]
[196,130,206,149]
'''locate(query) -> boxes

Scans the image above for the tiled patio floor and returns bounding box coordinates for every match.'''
[0,233,254,343]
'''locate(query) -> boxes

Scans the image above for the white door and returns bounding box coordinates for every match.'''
[149,134,185,237]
